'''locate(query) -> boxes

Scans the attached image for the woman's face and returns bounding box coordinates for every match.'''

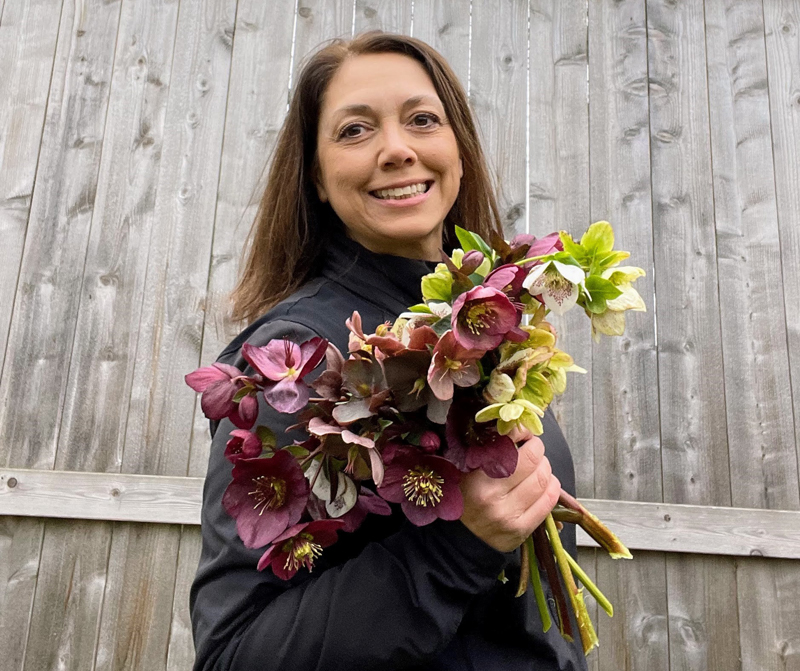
[314,52,463,261]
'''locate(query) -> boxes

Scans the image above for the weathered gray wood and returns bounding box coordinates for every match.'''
[410,0,470,89]
[469,0,527,236]
[765,0,800,508]
[291,0,353,86]
[7,469,800,558]
[528,0,594,501]
[353,0,412,35]
[705,0,798,512]
[736,557,800,671]
[577,547,599,671]
[0,1,121,669]
[173,2,298,667]
[0,517,44,671]
[704,4,800,669]
[646,1,741,669]
[596,551,669,671]
[0,0,62,383]
[22,4,181,671]
[588,3,667,669]
[92,1,237,669]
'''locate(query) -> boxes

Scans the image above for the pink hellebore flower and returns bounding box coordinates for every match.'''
[484,264,528,301]
[257,519,345,579]
[451,286,527,351]
[338,487,393,533]
[224,429,263,463]
[427,330,483,401]
[185,362,258,429]
[378,444,463,526]
[222,450,310,549]
[242,337,327,414]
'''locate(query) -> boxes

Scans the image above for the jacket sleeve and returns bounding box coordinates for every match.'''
[190,319,511,671]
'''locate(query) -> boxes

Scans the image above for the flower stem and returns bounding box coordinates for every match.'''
[515,536,530,598]
[545,514,598,655]
[557,491,632,560]
[533,524,573,641]
[564,551,613,618]
[525,535,551,633]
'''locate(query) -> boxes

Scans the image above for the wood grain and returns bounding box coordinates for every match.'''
[410,0,470,89]
[469,0,527,236]
[528,0,594,501]
[352,0,412,35]
[0,0,63,382]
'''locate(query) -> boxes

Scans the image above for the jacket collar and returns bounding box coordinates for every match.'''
[320,235,437,316]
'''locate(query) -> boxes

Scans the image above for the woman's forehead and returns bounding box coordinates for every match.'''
[321,53,443,120]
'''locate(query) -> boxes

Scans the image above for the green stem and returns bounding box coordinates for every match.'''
[545,514,599,655]
[525,536,551,633]
[533,524,574,641]
[515,536,530,598]
[557,491,633,560]
[564,551,613,618]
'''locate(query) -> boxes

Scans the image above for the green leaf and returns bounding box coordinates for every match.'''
[232,385,253,403]
[408,303,433,313]
[256,425,276,449]
[580,221,614,256]
[285,444,309,459]
[455,225,493,257]
[431,316,452,337]
[558,231,590,266]
[594,250,630,273]
[584,275,623,301]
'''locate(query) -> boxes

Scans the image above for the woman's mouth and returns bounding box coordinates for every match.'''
[370,181,433,201]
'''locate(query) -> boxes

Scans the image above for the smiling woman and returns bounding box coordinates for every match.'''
[191,31,586,671]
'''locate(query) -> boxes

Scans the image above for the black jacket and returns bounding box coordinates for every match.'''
[190,235,588,671]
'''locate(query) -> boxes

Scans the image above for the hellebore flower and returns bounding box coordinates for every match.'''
[338,486,393,533]
[451,286,527,351]
[427,330,483,401]
[224,429,263,463]
[484,264,528,301]
[445,398,519,478]
[525,232,563,259]
[307,417,384,487]
[476,397,545,437]
[378,445,463,526]
[222,450,310,549]
[589,266,647,341]
[523,260,585,316]
[242,337,327,414]
[185,362,258,428]
[257,519,345,578]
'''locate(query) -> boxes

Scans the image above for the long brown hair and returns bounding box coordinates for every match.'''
[229,32,504,325]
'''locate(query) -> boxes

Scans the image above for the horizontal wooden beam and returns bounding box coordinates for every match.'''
[2,468,799,559]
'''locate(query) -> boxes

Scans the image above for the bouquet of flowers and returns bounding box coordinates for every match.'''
[187,221,645,654]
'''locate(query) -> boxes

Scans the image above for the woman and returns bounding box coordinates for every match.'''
[190,32,587,671]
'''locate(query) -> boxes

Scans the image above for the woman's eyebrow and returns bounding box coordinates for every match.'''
[330,95,443,125]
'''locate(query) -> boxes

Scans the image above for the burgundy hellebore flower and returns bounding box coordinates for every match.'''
[484,264,528,301]
[427,330,483,401]
[242,337,327,414]
[378,444,463,526]
[185,362,258,429]
[445,399,519,478]
[257,519,345,578]
[222,450,310,549]
[525,231,563,259]
[451,286,527,351]
[224,429,263,463]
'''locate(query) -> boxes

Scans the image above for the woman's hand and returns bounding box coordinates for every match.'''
[459,435,561,553]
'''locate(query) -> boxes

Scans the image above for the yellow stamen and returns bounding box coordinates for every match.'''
[249,476,287,515]
[282,532,324,573]
[402,466,445,507]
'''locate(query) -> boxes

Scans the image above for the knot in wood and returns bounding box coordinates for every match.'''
[7,477,17,488]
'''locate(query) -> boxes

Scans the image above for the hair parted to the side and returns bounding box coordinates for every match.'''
[229,31,505,326]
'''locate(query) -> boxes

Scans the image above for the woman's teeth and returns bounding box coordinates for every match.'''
[372,182,429,200]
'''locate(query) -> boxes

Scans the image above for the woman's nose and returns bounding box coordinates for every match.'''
[378,124,417,168]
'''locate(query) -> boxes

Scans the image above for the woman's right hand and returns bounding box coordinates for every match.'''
[459,435,561,553]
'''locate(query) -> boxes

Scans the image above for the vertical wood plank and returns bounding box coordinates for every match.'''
[528,0,593,497]
[0,1,121,669]
[93,0,237,668]
[765,0,800,501]
[292,0,352,85]
[470,0,527,236]
[704,3,800,669]
[588,3,668,669]
[19,2,181,671]
[410,0,470,88]
[353,0,412,35]
[0,0,63,380]
[646,0,743,669]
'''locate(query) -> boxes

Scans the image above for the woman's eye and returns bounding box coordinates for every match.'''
[411,113,440,128]
[339,123,368,139]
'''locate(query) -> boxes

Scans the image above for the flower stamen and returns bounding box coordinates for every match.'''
[249,476,287,514]
[402,466,445,507]
[282,532,324,573]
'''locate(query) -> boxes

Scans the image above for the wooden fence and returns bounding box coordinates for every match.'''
[1,0,799,669]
